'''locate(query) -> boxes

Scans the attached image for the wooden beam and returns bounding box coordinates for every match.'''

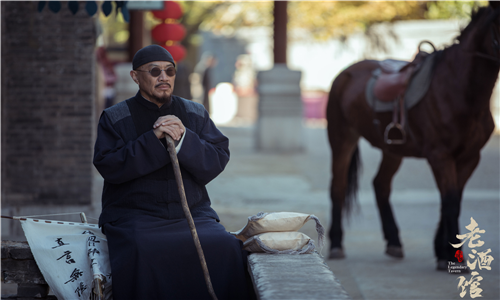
[128,10,144,62]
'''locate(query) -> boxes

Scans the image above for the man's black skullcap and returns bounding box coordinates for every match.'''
[132,44,175,70]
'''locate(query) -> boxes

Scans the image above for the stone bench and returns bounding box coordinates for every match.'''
[1,240,56,300]
[2,240,350,300]
[247,252,351,300]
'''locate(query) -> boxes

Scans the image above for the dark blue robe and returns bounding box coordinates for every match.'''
[93,92,253,299]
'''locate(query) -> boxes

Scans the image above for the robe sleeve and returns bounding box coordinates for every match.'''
[93,112,170,185]
[177,111,230,186]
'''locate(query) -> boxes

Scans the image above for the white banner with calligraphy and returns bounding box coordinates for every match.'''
[20,218,112,299]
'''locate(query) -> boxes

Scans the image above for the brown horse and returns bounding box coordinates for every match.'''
[326,4,499,270]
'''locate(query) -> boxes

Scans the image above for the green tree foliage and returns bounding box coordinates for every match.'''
[176,1,488,43]
[425,1,487,20]
[100,1,489,54]
[178,1,273,46]
[289,1,428,41]
[289,1,487,41]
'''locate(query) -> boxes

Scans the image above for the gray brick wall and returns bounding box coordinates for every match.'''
[1,2,97,206]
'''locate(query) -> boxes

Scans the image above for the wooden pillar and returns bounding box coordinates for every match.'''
[273,1,287,65]
[128,10,144,61]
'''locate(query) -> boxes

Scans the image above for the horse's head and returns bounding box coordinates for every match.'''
[457,4,500,65]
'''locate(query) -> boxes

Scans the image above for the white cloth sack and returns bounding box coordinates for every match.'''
[243,232,316,254]
[20,218,112,300]
[231,211,325,249]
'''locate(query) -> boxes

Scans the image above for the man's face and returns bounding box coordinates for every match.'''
[130,61,176,107]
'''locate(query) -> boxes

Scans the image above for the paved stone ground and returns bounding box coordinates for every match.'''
[210,126,500,300]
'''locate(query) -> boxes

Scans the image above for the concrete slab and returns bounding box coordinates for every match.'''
[248,253,351,300]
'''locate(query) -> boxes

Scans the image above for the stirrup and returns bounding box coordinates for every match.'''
[384,122,406,145]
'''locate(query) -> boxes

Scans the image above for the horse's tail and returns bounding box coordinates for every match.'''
[326,69,362,217]
[345,146,361,217]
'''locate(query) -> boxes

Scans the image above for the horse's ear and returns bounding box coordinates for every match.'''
[488,1,500,22]
[490,1,500,10]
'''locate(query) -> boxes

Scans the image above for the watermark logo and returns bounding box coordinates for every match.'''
[451,217,495,298]
[455,250,464,263]
[448,260,468,274]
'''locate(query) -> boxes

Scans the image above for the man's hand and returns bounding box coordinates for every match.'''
[153,115,185,141]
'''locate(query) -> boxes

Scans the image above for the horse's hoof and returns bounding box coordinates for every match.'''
[385,246,404,258]
[328,248,345,259]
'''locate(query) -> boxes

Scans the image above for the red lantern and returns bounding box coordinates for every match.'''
[151,23,186,43]
[151,1,186,62]
[162,44,186,62]
[152,1,182,20]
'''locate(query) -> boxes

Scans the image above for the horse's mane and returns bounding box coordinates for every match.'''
[431,5,493,66]
[456,6,492,43]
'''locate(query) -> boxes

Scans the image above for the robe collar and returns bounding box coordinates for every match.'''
[133,90,174,113]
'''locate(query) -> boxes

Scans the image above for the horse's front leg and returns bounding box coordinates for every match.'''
[428,156,462,270]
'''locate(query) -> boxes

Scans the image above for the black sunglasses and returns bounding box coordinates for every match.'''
[136,66,176,77]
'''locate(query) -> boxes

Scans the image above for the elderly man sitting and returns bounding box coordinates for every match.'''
[93,45,253,300]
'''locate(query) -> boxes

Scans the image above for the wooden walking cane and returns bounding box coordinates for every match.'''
[165,135,218,300]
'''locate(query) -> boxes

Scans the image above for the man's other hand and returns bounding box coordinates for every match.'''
[153,115,185,141]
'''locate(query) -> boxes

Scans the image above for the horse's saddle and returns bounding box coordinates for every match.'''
[375,58,418,102]
[365,45,438,144]
[366,50,437,112]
